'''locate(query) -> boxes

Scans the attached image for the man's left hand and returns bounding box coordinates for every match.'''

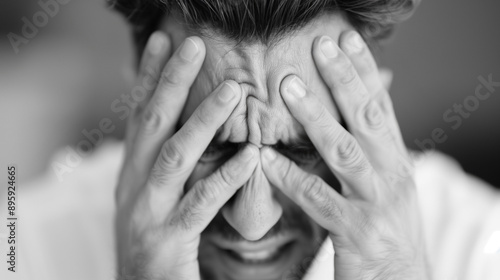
[261,30,431,280]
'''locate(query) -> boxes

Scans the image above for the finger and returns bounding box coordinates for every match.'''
[117,32,172,205]
[339,32,381,96]
[134,31,173,118]
[338,31,405,153]
[171,145,259,234]
[146,80,241,203]
[312,34,408,173]
[125,32,172,144]
[260,147,350,235]
[280,75,378,201]
[130,37,206,179]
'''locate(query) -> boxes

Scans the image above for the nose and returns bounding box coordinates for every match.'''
[222,161,283,241]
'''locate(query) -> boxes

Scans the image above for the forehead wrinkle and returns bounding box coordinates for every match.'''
[172,12,352,149]
[209,43,265,89]
[218,38,310,146]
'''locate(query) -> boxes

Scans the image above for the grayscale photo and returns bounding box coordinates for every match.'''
[1,0,499,279]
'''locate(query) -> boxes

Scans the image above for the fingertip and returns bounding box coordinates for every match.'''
[239,144,259,163]
[148,31,167,55]
[139,31,171,75]
[280,75,306,104]
[260,148,293,190]
[185,36,206,57]
[217,80,241,104]
[279,75,297,96]
[225,80,242,98]
[312,35,340,63]
[186,36,204,47]
[260,147,277,164]
[339,30,365,56]
[260,147,285,180]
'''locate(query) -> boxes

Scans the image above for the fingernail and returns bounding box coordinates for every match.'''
[285,76,306,99]
[149,32,165,55]
[218,82,236,102]
[347,32,364,54]
[320,36,338,59]
[179,38,199,62]
[241,147,255,162]
[262,148,276,162]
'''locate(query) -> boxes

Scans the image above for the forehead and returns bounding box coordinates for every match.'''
[159,13,352,146]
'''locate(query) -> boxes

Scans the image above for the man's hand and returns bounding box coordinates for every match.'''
[115,32,259,280]
[261,31,431,279]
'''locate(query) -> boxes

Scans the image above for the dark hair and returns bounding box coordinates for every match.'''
[109,0,420,57]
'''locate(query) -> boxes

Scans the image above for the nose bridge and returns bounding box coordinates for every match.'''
[246,91,295,147]
[222,161,283,241]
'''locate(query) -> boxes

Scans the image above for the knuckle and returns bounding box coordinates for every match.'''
[193,103,215,128]
[148,165,168,187]
[141,104,163,134]
[306,104,329,123]
[141,70,159,91]
[160,66,183,88]
[172,205,200,232]
[301,176,344,222]
[179,123,198,146]
[336,62,358,86]
[219,165,239,187]
[301,175,325,204]
[356,100,385,132]
[158,140,185,170]
[335,134,358,160]
[335,135,370,176]
[301,176,325,203]
[320,199,344,224]
[192,183,219,209]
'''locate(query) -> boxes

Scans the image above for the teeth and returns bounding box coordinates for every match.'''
[229,247,283,264]
[224,241,294,264]
[237,248,279,261]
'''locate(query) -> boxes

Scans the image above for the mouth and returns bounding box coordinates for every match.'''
[209,233,300,280]
[223,239,295,264]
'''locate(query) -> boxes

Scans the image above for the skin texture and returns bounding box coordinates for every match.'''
[159,13,349,279]
[115,10,430,280]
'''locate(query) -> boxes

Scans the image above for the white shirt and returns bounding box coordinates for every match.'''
[2,141,500,280]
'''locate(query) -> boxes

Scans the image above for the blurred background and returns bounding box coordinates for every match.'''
[1,0,499,187]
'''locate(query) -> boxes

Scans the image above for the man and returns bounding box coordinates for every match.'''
[107,0,500,279]
[8,1,500,280]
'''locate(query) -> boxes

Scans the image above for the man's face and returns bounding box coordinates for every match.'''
[159,12,352,280]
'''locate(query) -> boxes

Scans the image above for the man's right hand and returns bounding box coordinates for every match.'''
[115,32,259,280]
